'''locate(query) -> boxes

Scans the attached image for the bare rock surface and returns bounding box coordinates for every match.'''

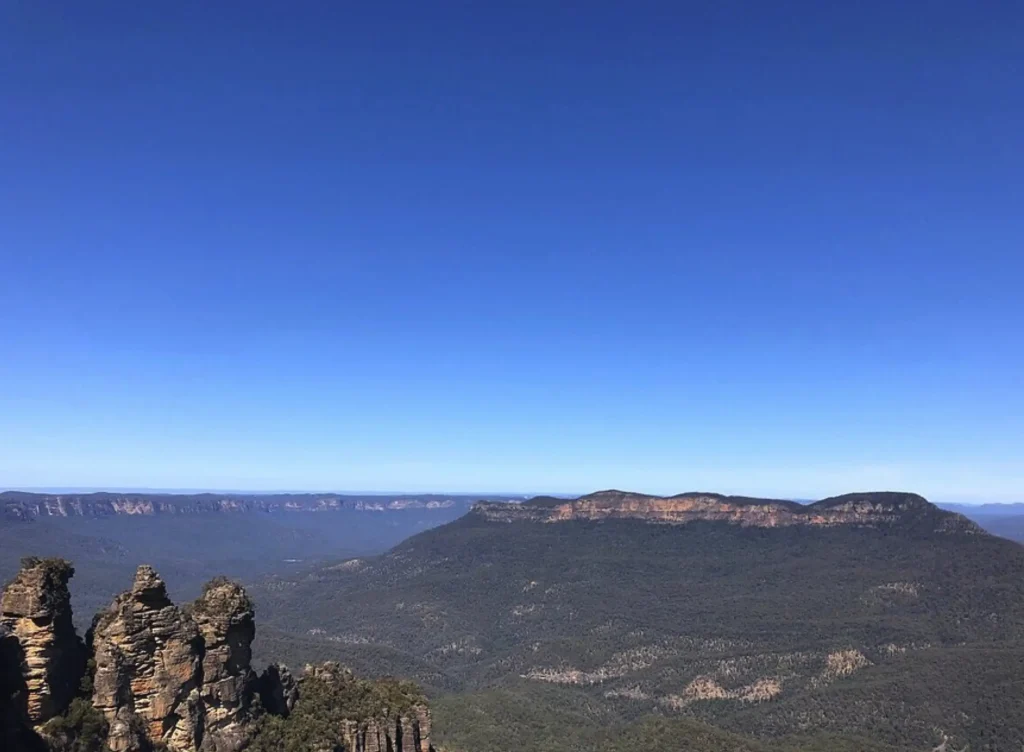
[0,557,83,726]
[91,565,204,751]
[2,557,435,752]
[192,578,257,752]
[473,490,982,534]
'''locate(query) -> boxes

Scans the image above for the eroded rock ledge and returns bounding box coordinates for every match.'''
[472,490,981,533]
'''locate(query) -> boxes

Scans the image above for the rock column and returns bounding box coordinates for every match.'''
[0,557,83,726]
[91,565,203,752]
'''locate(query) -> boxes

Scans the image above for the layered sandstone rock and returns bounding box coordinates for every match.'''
[401,704,433,752]
[91,565,204,752]
[341,707,432,752]
[305,663,433,752]
[0,557,84,726]
[473,490,981,534]
[2,559,435,752]
[192,578,257,752]
[1,621,44,752]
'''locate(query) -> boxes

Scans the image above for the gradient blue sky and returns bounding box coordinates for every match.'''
[1,2,1022,500]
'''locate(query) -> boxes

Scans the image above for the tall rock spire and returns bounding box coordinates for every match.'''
[192,577,257,752]
[0,557,84,726]
[91,565,204,752]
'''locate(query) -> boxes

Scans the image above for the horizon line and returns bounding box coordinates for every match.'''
[1,486,1020,506]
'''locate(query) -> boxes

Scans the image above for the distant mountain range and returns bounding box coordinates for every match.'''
[253,489,1024,752]
[0,491,519,520]
[4,489,1022,522]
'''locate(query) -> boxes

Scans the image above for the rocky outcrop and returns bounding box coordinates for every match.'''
[0,557,84,726]
[473,490,982,534]
[2,559,436,752]
[192,578,256,752]
[303,663,433,752]
[341,706,432,752]
[91,565,205,752]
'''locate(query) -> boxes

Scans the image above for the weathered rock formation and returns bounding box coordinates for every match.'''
[2,621,44,752]
[91,565,205,752]
[473,490,982,534]
[304,663,433,752]
[341,707,432,752]
[2,559,436,752]
[1,557,84,726]
[192,578,257,752]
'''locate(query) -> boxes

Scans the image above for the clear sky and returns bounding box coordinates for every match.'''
[1,2,1022,501]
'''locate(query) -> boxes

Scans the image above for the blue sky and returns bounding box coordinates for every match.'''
[1,2,1022,500]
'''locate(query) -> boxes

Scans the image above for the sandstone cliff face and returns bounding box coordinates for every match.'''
[473,490,981,534]
[0,558,84,726]
[91,565,205,752]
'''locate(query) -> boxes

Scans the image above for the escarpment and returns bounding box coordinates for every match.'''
[472,490,982,534]
[1,559,436,752]
[2,491,472,520]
